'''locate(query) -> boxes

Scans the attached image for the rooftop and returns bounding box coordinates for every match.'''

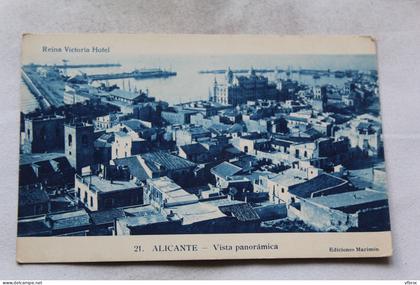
[20,152,65,165]
[109,89,143,101]
[123,214,170,227]
[19,187,49,207]
[306,189,388,213]
[269,169,308,187]
[179,143,208,156]
[148,177,198,207]
[165,201,225,225]
[18,216,51,237]
[77,175,140,193]
[123,204,159,217]
[211,161,242,179]
[90,208,126,225]
[112,156,150,181]
[288,173,349,198]
[218,202,260,222]
[141,151,196,173]
[48,209,90,231]
[121,119,147,133]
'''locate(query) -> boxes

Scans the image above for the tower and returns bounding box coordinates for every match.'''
[65,122,94,173]
[22,115,65,154]
[312,85,327,113]
[225,67,234,84]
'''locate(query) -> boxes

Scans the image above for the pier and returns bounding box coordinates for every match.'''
[21,69,51,110]
[198,68,277,74]
[21,68,65,110]
[24,63,121,69]
[88,68,177,81]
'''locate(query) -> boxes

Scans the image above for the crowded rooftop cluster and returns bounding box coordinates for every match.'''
[18,62,389,236]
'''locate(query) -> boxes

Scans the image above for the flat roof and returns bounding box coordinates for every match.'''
[48,209,90,230]
[165,202,225,225]
[148,176,198,206]
[124,214,169,227]
[80,175,140,193]
[148,177,199,206]
[123,204,158,217]
[306,189,388,210]
[20,152,65,165]
[269,169,308,187]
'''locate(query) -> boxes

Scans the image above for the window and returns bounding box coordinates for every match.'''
[281,188,285,193]
[90,196,93,207]
[83,192,87,203]
[304,150,308,158]
[68,134,73,146]
[295,149,299,158]
[27,129,30,137]
[244,146,249,153]
[77,187,81,198]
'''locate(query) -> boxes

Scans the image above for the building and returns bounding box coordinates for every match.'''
[108,89,149,105]
[122,177,262,234]
[298,189,390,231]
[178,143,210,163]
[47,209,91,236]
[22,115,65,154]
[311,86,327,112]
[65,122,94,173]
[18,215,52,237]
[111,131,148,159]
[175,126,212,146]
[231,133,270,154]
[161,108,196,125]
[18,185,50,218]
[144,176,199,209]
[19,153,74,186]
[89,208,126,235]
[286,173,353,219]
[211,68,279,105]
[63,84,101,105]
[111,151,197,187]
[74,167,142,212]
[211,161,243,188]
[115,204,182,235]
[263,169,309,204]
[18,208,92,237]
[334,115,383,157]
[94,112,122,130]
[94,132,114,164]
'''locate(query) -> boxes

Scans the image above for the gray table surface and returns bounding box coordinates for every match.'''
[1,0,419,280]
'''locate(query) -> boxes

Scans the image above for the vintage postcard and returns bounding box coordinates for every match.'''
[17,34,391,263]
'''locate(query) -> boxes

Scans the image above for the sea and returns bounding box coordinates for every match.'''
[21,54,377,113]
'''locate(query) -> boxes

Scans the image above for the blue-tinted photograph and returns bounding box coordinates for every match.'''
[18,53,390,237]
